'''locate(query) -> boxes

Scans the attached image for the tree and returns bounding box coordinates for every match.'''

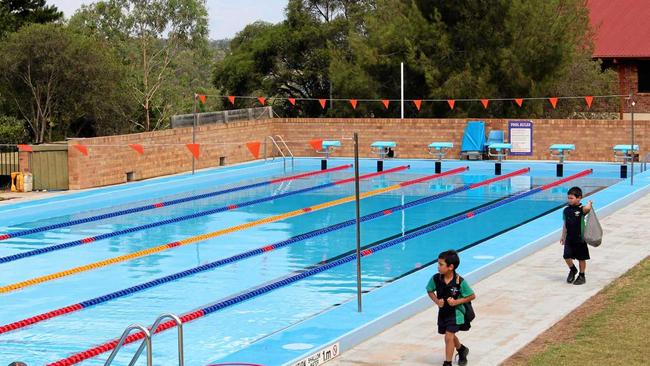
[331,0,616,117]
[0,115,28,143]
[70,0,210,131]
[0,23,130,142]
[216,0,615,118]
[213,0,375,117]
[0,0,62,38]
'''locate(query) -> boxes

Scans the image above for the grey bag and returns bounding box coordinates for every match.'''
[584,208,603,247]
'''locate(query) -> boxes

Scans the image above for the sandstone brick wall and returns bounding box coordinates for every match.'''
[68,119,272,189]
[273,118,649,162]
[66,117,649,189]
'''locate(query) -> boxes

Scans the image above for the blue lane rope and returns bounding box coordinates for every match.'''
[0,165,353,241]
[0,166,404,264]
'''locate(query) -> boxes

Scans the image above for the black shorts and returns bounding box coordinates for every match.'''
[438,318,461,334]
[564,240,590,260]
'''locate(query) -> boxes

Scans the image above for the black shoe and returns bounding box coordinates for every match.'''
[567,267,578,283]
[457,345,469,366]
[442,361,452,366]
[573,274,586,285]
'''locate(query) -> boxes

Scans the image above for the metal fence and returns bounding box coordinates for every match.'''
[171,107,273,129]
[0,146,19,190]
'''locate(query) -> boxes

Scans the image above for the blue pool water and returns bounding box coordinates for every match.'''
[0,158,623,365]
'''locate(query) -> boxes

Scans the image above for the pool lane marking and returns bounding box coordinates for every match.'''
[1,167,527,332]
[44,169,592,366]
[0,165,353,242]
[0,167,466,293]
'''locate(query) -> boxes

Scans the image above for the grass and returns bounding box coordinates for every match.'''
[505,256,650,366]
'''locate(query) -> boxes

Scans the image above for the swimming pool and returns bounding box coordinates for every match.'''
[0,158,642,365]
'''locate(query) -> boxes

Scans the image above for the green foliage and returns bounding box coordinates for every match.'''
[215,0,616,118]
[214,1,372,117]
[0,23,131,142]
[70,0,211,131]
[0,0,63,38]
[0,115,28,143]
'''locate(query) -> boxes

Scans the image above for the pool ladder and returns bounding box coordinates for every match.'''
[264,135,294,172]
[104,313,184,366]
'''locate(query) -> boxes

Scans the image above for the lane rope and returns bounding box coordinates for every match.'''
[0,166,404,264]
[45,169,592,366]
[0,167,467,293]
[0,165,353,242]
[0,167,528,332]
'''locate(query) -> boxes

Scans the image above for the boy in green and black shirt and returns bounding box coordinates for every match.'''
[426,250,476,366]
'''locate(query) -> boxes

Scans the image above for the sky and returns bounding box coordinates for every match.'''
[48,0,288,40]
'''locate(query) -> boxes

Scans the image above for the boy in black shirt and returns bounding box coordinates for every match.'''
[561,186,592,285]
[426,250,476,366]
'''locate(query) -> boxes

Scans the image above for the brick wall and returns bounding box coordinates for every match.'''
[66,117,649,189]
[68,119,272,189]
[273,118,649,162]
[616,62,650,114]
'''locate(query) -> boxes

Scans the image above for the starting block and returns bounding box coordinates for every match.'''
[614,144,640,178]
[550,144,575,177]
[371,141,397,172]
[487,143,512,175]
[428,142,453,173]
[316,140,341,170]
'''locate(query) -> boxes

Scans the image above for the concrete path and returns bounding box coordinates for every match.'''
[329,191,650,366]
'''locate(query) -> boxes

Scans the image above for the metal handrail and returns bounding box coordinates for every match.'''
[130,313,184,366]
[264,136,285,161]
[643,152,650,172]
[275,135,294,170]
[104,324,152,366]
[264,136,291,172]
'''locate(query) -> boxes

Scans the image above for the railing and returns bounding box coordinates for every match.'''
[105,313,184,366]
[171,107,273,128]
[264,135,294,172]
[643,152,650,172]
[104,324,152,366]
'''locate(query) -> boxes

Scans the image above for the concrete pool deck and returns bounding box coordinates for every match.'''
[328,189,650,366]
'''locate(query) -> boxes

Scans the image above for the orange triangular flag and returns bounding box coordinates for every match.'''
[129,144,144,155]
[257,97,266,106]
[73,144,89,156]
[447,99,455,110]
[196,94,206,104]
[309,139,323,151]
[549,97,558,109]
[381,99,390,109]
[349,99,358,109]
[227,96,236,105]
[585,96,593,109]
[413,100,422,111]
[17,144,32,152]
[246,141,261,159]
[186,144,200,159]
[319,99,327,109]
[515,98,523,107]
[288,98,296,106]
[481,99,489,109]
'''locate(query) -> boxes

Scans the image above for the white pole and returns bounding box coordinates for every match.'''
[400,62,404,119]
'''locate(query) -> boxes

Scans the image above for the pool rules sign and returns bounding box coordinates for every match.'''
[508,120,533,156]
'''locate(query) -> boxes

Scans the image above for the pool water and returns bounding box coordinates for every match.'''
[0,159,619,365]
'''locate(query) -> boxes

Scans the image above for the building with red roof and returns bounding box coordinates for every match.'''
[588,0,650,117]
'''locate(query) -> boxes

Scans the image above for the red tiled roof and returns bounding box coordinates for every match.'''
[588,0,650,58]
